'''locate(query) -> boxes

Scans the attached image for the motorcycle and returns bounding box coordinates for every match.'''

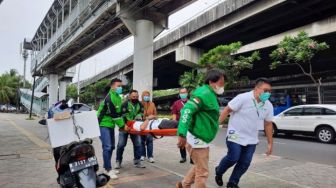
[40,99,110,188]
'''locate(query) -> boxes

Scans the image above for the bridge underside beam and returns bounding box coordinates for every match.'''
[175,46,202,67]
[237,15,336,54]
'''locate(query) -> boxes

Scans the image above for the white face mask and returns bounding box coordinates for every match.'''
[214,85,225,95]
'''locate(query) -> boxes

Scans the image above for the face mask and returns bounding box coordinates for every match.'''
[214,85,225,95]
[115,86,123,94]
[131,99,139,103]
[179,93,188,99]
[259,92,271,102]
[143,96,150,102]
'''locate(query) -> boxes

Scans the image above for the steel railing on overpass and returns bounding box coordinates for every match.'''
[19,89,48,117]
[31,0,112,72]
[34,77,49,92]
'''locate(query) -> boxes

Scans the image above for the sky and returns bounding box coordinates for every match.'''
[0,0,223,83]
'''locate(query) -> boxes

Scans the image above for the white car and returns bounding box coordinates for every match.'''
[272,104,336,143]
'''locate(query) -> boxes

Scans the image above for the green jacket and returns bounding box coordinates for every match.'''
[97,89,124,128]
[121,100,143,121]
[177,85,220,143]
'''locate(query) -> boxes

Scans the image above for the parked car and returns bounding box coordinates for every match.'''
[0,105,6,111]
[272,104,336,143]
[0,104,16,112]
[8,105,17,112]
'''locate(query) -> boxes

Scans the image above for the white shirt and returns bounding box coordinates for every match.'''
[133,119,162,131]
[187,131,210,148]
[227,91,274,146]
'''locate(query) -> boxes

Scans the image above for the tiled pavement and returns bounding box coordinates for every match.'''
[1,113,335,188]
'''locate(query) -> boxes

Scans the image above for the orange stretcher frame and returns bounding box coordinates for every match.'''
[127,128,177,137]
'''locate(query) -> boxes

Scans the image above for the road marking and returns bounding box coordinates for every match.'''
[248,171,312,188]
[6,118,50,149]
[148,162,185,178]
[259,140,287,145]
[109,171,170,185]
[104,184,114,188]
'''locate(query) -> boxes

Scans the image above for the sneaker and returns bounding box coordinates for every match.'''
[148,157,155,163]
[111,169,120,174]
[227,182,239,188]
[179,158,186,163]
[134,162,146,168]
[190,157,194,165]
[115,161,121,169]
[140,156,145,161]
[215,167,223,186]
[56,176,60,184]
[107,170,118,180]
[175,181,183,188]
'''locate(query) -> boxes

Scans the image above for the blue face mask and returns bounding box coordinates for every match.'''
[179,93,188,99]
[115,87,123,94]
[259,92,271,102]
[143,96,150,102]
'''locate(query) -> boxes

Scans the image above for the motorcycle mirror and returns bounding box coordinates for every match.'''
[67,98,74,108]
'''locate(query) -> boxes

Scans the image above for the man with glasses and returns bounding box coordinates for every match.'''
[215,78,274,188]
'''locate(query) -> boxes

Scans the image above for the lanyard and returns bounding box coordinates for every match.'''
[252,99,264,117]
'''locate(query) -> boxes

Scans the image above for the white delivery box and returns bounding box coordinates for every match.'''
[47,111,100,148]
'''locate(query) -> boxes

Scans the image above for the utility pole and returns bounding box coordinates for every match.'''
[22,49,28,88]
[29,61,37,119]
[20,43,28,88]
[77,63,81,103]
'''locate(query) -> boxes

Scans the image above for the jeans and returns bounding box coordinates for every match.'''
[99,126,115,171]
[141,135,153,158]
[216,140,256,184]
[116,130,142,164]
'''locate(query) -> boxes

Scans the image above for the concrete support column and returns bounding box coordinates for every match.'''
[48,74,59,107]
[133,20,154,95]
[59,80,67,101]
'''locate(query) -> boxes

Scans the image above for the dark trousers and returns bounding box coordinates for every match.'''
[116,130,141,164]
[141,135,153,158]
[216,140,256,184]
[180,147,187,159]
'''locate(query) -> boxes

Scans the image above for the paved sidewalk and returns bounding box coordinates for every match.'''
[0,113,335,188]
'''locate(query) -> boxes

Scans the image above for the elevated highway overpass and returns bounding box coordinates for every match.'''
[24,0,195,107]
[80,0,336,104]
[24,0,336,112]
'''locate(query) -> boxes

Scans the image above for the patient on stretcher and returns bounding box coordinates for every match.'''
[125,115,178,131]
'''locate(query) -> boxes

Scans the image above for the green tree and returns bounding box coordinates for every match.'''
[94,79,110,97]
[0,69,32,110]
[66,84,78,100]
[270,31,329,104]
[80,85,95,105]
[0,74,16,106]
[179,69,204,92]
[198,42,260,88]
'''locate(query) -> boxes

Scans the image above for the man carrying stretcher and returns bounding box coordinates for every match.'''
[125,115,178,131]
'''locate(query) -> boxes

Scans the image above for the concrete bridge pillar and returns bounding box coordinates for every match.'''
[133,20,154,95]
[117,2,168,96]
[48,74,58,107]
[59,80,67,101]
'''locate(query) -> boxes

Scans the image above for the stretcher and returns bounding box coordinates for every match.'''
[127,128,177,138]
